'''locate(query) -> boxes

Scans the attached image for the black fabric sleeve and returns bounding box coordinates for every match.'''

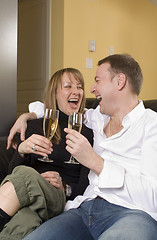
[8,147,32,174]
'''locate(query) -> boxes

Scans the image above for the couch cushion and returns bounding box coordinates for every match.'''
[143,100,157,112]
[0,137,15,183]
[86,98,157,113]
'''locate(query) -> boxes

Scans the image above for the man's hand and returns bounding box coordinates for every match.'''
[64,128,104,175]
[7,112,37,150]
[18,134,53,157]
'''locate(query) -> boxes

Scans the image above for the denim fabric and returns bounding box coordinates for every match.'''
[23,198,157,240]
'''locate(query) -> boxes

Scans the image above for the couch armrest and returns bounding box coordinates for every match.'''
[0,137,15,183]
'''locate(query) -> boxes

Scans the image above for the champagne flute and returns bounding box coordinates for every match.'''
[65,112,82,164]
[38,109,59,162]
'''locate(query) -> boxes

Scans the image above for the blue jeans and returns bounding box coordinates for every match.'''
[23,198,157,240]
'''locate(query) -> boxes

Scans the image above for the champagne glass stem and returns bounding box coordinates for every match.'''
[66,155,79,164]
[65,112,82,164]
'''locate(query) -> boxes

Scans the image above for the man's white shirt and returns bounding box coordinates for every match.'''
[29,101,157,220]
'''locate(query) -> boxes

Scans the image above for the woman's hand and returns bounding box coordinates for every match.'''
[7,112,37,150]
[41,171,64,191]
[18,134,53,157]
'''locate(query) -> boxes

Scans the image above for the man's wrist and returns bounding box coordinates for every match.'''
[90,153,104,176]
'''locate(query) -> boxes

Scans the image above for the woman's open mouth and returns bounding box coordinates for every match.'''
[68,98,79,109]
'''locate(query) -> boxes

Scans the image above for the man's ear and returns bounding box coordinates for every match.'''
[116,73,126,90]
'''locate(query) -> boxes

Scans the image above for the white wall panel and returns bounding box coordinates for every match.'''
[0,0,17,136]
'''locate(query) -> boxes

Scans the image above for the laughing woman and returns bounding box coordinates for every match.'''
[0,68,93,240]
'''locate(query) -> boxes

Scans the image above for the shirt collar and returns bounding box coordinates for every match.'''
[97,100,145,134]
[122,100,145,128]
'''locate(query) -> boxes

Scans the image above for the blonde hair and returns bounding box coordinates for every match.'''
[43,68,86,143]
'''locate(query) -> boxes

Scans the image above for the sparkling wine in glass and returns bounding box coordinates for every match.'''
[65,112,82,164]
[38,109,59,162]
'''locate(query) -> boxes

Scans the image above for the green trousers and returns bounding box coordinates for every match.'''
[0,166,66,240]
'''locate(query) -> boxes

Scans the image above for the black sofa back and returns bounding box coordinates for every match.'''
[86,98,157,112]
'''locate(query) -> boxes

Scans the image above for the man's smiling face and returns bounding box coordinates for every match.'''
[90,62,117,115]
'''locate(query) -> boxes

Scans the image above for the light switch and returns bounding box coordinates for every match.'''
[88,40,95,52]
[109,46,114,55]
[86,57,93,69]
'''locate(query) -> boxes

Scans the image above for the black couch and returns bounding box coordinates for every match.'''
[0,98,157,183]
[85,98,157,112]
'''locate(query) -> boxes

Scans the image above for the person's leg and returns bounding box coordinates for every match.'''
[0,181,20,216]
[23,209,94,240]
[0,165,65,238]
[98,209,157,240]
[1,165,65,220]
[0,207,43,240]
[78,198,157,240]
[0,181,20,231]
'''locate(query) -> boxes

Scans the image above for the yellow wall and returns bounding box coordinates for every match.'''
[51,0,157,100]
[51,0,64,74]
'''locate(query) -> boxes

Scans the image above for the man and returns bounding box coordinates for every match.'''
[12,54,157,239]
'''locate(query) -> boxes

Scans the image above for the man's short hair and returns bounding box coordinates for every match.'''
[98,54,143,95]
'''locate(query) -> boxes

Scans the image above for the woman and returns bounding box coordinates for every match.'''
[0,68,93,239]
